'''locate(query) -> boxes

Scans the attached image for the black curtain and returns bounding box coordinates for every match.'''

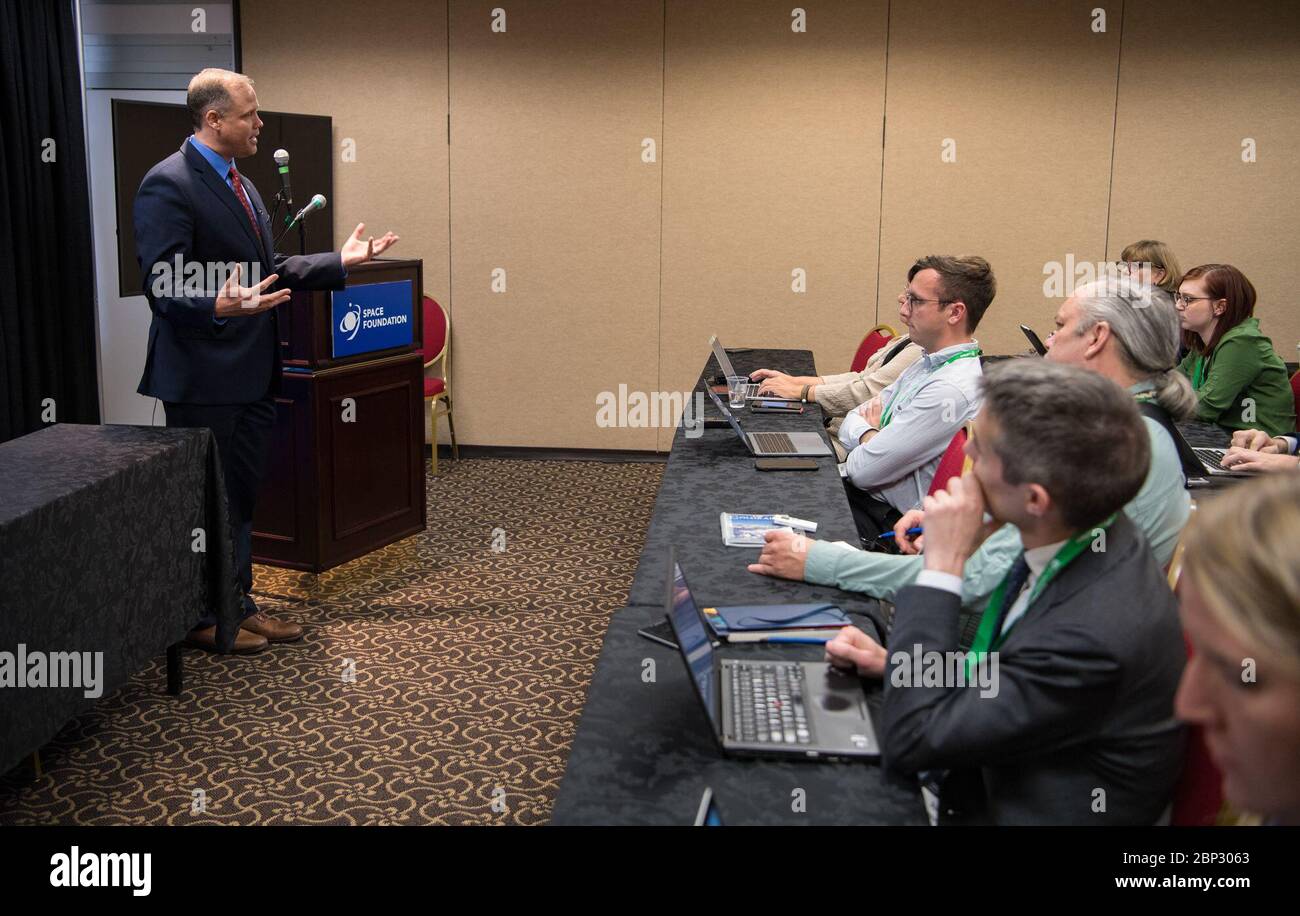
[0,0,99,443]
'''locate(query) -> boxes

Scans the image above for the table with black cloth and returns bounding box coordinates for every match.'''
[0,424,244,778]
[551,348,926,825]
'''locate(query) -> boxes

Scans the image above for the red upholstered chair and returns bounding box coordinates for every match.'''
[1290,368,1300,423]
[850,324,897,373]
[421,295,457,474]
[926,426,970,496]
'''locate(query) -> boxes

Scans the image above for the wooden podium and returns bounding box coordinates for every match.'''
[252,258,427,572]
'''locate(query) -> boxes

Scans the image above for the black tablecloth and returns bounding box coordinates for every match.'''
[626,348,889,638]
[0,424,243,777]
[553,348,922,824]
[550,606,926,825]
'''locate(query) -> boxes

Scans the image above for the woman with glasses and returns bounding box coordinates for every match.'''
[1118,239,1182,295]
[1174,264,1295,437]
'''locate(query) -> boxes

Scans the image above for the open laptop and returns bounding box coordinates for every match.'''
[1188,446,1258,479]
[705,387,831,456]
[663,552,878,760]
[709,335,764,398]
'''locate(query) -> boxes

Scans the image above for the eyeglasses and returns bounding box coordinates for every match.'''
[899,290,953,309]
[1173,293,1216,306]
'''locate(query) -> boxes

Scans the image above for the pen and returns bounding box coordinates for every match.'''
[766,636,832,645]
[877,527,923,539]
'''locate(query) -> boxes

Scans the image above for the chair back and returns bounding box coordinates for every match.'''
[927,427,970,496]
[1290,367,1300,423]
[422,295,449,368]
[850,324,897,373]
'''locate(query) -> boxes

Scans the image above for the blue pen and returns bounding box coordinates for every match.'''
[877,527,923,540]
[766,636,832,645]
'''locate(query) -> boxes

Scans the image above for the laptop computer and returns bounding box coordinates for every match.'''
[709,335,763,398]
[1188,446,1258,478]
[663,552,878,760]
[705,387,832,456]
[1020,324,1048,356]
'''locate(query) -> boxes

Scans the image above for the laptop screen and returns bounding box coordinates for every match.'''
[709,335,738,379]
[705,387,750,446]
[666,561,719,729]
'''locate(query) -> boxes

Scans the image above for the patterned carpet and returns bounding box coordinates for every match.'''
[0,457,663,825]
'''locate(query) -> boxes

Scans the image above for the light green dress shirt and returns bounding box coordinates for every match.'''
[803,381,1191,605]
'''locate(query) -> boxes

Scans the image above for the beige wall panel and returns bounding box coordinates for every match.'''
[449,1,663,449]
[877,0,1119,356]
[1109,0,1300,359]
[659,0,889,449]
[241,0,451,444]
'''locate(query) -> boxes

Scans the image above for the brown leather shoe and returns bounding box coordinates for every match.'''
[185,624,268,655]
[240,611,303,643]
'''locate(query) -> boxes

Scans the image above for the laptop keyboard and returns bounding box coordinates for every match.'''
[1194,448,1227,472]
[727,662,812,745]
[751,431,797,453]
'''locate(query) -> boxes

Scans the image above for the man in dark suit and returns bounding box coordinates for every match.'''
[823,359,1186,824]
[135,68,399,653]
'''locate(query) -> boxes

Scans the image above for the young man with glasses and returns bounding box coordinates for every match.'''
[837,255,995,537]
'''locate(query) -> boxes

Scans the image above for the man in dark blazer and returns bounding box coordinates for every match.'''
[135,68,398,653]
[824,360,1186,824]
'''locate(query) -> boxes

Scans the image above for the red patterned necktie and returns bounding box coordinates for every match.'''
[227,167,262,241]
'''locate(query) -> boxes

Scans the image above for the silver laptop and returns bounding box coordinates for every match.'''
[664,553,878,760]
[709,335,763,398]
[705,388,831,457]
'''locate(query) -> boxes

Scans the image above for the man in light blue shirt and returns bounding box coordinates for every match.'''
[839,255,996,534]
[749,279,1193,623]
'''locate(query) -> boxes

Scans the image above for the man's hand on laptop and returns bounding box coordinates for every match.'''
[1230,428,1287,453]
[751,368,819,399]
[825,626,886,678]
[1221,447,1300,474]
[747,529,810,581]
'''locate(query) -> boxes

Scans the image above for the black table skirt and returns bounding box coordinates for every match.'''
[0,424,243,777]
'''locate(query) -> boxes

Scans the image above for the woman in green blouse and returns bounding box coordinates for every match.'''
[1176,264,1296,437]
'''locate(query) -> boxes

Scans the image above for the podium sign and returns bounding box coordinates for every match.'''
[331,279,415,358]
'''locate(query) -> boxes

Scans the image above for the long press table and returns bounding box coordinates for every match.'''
[551,348,927,825]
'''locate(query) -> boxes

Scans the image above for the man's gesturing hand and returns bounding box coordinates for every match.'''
[340,222,400,268]
[215,264,290,317]
[917,474,1002,577]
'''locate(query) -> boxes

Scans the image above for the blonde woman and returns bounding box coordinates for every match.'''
[1176,474,1300,825]
[1119,239,1182,295]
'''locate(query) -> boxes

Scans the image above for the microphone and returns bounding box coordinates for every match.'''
[272,148,293,208]
[276,194,326,246]
[291,193,326,225]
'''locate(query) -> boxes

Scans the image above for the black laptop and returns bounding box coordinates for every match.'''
[663,552,878,760]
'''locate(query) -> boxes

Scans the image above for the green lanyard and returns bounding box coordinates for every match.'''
[965,514,1116,677]
[1192,355,1207,391]
[880,347,981,428]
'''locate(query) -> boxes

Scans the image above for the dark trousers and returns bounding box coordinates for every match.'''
[165,397,277,627]
[844,480,903,545]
